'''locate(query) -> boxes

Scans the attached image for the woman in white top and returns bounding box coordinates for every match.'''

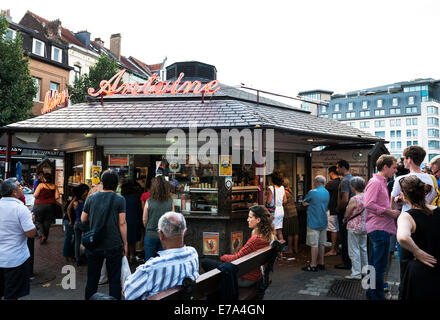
[266,170,287,242]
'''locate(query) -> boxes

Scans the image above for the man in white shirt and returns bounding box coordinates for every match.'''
[0,178,37,300]
[391,146,437,212]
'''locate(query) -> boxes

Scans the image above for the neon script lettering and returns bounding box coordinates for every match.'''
[41,89,69,114]
[87,69,220,97]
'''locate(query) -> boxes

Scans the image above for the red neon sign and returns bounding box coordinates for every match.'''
[41,89,69,114]
[87,69,220,97]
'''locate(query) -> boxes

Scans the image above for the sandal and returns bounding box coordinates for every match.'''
[302,265,318,272]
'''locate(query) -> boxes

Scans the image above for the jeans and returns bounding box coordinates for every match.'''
[144,237,162,262]
[347,230,368,277]
[85,247,123,300]
[366,230,391,300]
[62,219,74,258]
[34,204,55,240]
[337,212,352,268]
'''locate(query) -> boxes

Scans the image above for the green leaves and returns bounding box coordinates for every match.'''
[68,54,119,104]
[0,14,37,127]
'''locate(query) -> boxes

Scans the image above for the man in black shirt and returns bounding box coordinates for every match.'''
[325,166,341,257]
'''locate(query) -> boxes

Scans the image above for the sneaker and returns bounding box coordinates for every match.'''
[345,275,362,280]
[302,265,318,272]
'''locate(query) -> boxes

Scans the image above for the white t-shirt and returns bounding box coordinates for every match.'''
[391,172,437,213]
[0,197,36,268]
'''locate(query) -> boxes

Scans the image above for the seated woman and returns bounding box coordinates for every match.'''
[201,205,277,287]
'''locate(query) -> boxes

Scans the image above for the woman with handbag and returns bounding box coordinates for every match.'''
[342,176,368,280]
[33,173,61,244]
[266,171,287,243]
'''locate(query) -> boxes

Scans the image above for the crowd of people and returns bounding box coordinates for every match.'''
[1,145,440,300]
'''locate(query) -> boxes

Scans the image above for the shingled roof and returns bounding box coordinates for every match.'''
[3,97,382,144]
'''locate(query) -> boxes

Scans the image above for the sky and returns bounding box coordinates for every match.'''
[4,0,440,107]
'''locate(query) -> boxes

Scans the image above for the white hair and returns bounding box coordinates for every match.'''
[315,175,326,185]
[158,211,187,238]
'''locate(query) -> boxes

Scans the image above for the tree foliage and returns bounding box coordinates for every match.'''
[68,54,119,104]
[0,14,37,126]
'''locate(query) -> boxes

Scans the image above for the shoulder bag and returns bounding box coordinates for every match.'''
[82,192,117,251]
[266,186,277,216]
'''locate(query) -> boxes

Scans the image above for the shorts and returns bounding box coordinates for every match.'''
[0,259,30,300]
[327,211,339,232]
[306,227,327,248]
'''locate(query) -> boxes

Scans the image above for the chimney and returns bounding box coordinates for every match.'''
[75,31,90,47]
[94,37,104,46]
[1,9,12,23]
[110,33,121,60]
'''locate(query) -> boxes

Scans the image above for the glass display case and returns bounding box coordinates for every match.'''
[231,186,259,213]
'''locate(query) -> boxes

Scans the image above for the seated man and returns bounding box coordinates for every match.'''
[123,211,199,300]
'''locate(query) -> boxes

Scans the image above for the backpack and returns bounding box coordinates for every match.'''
[429,174,440,206]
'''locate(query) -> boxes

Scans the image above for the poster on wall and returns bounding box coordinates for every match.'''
[55,159,64,195]
[92,166,102,185]
[203,232,219,256]
[219,155,232,176]
[231,231,243,254]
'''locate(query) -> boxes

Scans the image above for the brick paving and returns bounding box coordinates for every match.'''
[21,225,401,300]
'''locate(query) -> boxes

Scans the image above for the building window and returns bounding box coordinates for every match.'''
[412,129,418,137]
[360,121,370,128]
[375,131,385,138]
[422,96,429,102]
[390,131,395,138]
[362,101,368,109]
[407,129,411,137]
[392,97,398,106]
[391,142,395,149]
[428,129,440,138]
[32,38,45,57]
[347,122,356,127]
[52,46,62,63]
[348,102,354,110]
[332,113,342,119]
[6,28,16,41]
[407,141,411,147]
[346,112,355,119]
[405,106,418,114]
[428,117,439,126]
[390,119,401,127]
[334,104,340,112]
[50,81,60,96]
[413,141,418,145]
[408,96,415,105]
[429,154,440,161]
[33,77,41,102]
[375,109,385,116]
[428,140,440,149]
[427,106,438,115]
[74,65,81,80]
[377,99,383,108]
[360,111,370,117]
[390,108,401,115]
[320,114,329,118]
[397,141,402,149]
[374,120,385,127]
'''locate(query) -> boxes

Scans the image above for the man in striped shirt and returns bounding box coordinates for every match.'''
[123,211,199,300]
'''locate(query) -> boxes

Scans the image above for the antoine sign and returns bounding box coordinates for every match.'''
[87,69,220,97]
[41,89,69,114]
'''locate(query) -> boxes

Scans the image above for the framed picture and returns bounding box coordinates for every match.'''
[203,232,219,256]
[231,231,243,254]
[219,155,232,176]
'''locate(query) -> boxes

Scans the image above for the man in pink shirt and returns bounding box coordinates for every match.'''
[363,154,400,300]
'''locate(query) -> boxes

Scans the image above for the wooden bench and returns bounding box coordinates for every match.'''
[146,240,282,301]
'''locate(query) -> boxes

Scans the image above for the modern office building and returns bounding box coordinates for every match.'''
[302,79,440,164]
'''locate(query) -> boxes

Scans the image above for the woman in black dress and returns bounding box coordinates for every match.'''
[397,175,440,300]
